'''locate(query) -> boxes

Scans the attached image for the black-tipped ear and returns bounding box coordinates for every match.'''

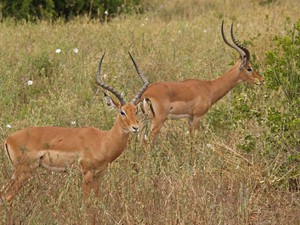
[104,93,120,110]
[240,55,248,68]
[104,93,112,107]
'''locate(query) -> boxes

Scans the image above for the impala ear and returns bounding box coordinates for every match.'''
[104,93,120,110]
[240,55,248,69]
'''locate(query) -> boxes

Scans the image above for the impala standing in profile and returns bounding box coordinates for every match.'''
[140,21,264,141]
[0,52,149,224]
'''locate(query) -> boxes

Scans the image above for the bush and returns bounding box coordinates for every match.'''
[206,19,300,190]
[264,19,300,153]
[0,0,142,21]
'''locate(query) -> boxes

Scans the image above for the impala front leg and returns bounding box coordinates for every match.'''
[82,167,106,225]
[188,116,200,135]
[200,116,206,130]
[188,115,207,135]
[83,170,105,201]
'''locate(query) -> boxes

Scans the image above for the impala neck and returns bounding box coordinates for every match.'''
[210,61,242,104]
[107,116,130,162]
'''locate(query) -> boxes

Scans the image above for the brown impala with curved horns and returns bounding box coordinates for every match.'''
[139,21,264,141]
[0,52,149,224]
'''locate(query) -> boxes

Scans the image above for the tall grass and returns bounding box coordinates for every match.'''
[1,0,299,224]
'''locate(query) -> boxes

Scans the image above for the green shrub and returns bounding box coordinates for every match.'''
[206,19,300,190]
[0,0,142,21]
[264,19,300,153]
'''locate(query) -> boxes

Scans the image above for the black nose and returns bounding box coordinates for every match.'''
[132,126,139,132]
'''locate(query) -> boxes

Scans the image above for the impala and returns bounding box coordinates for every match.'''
[0,52,149,224]
[140,21,264,141]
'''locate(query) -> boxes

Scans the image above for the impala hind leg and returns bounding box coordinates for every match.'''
[143,98,170,143]
[150,108,170,143]
[1,158,35,203]
[150,118,166,143]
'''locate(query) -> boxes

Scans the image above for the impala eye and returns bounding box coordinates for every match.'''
[120,111,126,116]
[247,67,253,72]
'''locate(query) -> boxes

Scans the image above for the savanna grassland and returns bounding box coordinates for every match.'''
[0,0,300,224]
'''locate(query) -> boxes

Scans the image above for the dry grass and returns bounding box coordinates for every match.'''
[1,0,300,224]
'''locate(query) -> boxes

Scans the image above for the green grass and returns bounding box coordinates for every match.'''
[1,0,300,224]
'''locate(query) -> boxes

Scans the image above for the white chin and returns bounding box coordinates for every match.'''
[130,129,138,133]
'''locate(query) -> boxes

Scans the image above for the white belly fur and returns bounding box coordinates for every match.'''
[38,150,79,172]
[168,114,192,120]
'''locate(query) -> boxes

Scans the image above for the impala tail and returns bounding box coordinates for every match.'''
[3,141,12,164]
[142,98,155,119]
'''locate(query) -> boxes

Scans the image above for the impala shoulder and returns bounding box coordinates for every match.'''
[181,79,204,87]
[81,127,104,136]
[148,82,170,89]
[182,79,199,83]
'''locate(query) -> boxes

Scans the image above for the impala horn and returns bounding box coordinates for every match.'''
[221,21,249,64]
[96,53,127,105]
[128,52,149,105]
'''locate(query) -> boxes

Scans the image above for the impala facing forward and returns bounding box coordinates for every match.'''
[140,21,264,140]
[1,52,149,224]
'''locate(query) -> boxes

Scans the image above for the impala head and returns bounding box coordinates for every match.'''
[221,21,264,85]
[96,52,149,133]
[104,94,139,133]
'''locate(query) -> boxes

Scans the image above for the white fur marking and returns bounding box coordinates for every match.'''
[168,114,192,120]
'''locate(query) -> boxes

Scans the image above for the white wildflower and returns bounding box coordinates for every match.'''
[6,124,12,128]
[27,80,33,86]
[55,49,62,54]
[104,10,108,15]
[144,134,148,141]
[73,48,79,54]
[71,121,76,125]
